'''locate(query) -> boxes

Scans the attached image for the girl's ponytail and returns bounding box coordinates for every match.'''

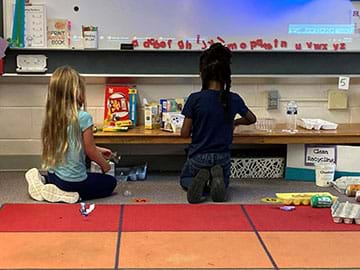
[200,43,232,123]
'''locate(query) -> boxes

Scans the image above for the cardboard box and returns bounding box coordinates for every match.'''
[128,88,138,126]
[82,25,98,49]
[103,85,137,130]
[162,112,184,132]
[144,103,160,129]
[159,97,186,129]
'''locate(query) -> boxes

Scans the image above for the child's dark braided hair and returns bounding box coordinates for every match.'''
[200,43,232,123]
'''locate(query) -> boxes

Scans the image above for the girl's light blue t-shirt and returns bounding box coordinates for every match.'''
[49,110,93,182]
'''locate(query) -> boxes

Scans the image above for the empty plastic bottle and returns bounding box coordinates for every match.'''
[286,100,298,133]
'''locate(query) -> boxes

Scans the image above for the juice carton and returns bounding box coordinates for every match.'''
[144,103,161,129]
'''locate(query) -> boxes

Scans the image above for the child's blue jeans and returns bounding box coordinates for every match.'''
[180,152,231,190]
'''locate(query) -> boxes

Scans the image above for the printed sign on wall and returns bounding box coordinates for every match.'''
[304,145,337,166]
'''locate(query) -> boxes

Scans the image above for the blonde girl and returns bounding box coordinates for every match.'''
[25,66,116,203]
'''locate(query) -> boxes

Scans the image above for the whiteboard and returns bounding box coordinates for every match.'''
[3,0,360,51]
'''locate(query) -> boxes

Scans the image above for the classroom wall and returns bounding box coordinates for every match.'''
[1,77,360,170]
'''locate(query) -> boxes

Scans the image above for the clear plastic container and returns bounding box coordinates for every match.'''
[255,118,276,132]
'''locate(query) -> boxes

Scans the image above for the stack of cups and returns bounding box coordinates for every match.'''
[255,118,276,132]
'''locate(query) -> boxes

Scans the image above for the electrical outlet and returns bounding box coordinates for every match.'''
[328,90,348,110]
[267,90,279,110]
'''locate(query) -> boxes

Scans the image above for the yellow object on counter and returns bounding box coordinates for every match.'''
[102,126,129,132]
[276,192,337,206]
[115,120,133,127]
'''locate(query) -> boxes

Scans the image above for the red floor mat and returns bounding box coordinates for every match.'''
[243,205,360,231]
[122,204,252,231]
[0,203,121,232]
[1,203,358,233]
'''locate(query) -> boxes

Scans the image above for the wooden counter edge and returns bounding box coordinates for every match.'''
[94,124,360,144]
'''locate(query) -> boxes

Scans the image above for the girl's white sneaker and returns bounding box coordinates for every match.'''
[41,184,79,204]
[25,168,45,201]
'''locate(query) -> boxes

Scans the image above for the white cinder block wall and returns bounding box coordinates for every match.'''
[1,77,360,170]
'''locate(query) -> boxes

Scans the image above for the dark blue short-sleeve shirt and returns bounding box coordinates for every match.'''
[182,89,249,157]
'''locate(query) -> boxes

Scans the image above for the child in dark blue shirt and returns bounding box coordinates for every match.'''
[180,43,257,203]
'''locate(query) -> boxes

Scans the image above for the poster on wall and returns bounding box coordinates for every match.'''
[24,5,46,48]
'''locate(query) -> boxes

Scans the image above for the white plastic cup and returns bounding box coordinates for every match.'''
[265,118,275,132]
[315,162,336,187]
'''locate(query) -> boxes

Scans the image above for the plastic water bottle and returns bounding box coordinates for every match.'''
[286,101,298,133]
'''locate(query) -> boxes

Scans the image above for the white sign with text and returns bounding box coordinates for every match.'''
[305,145,337,166]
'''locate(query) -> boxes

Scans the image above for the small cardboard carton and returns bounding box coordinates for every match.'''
[144,103,161,129]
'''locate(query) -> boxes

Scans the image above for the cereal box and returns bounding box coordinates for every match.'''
[103,85,137,130]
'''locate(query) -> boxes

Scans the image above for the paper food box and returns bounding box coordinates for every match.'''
[162,112,185,133]
[160,98,186,131]
[47,19,71,48]
[128,88,137,126]
[103,85,137,131]
[144,103,161,129]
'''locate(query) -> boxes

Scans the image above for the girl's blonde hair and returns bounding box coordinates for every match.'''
[41,66,86,169]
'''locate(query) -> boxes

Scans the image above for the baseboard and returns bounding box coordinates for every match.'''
[0,155,42,171]
[0,155,186,172]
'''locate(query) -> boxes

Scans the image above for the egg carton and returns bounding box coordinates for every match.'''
[276,192,336,206]
[330,176,360,194]
[331,200,360,224]
[297,118,338,130]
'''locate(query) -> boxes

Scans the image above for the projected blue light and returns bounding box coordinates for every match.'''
[289,24,354,35]
[218,0,313,18]
[254,0,311,13]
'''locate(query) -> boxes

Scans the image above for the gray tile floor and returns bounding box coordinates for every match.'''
[0,171,352,205]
